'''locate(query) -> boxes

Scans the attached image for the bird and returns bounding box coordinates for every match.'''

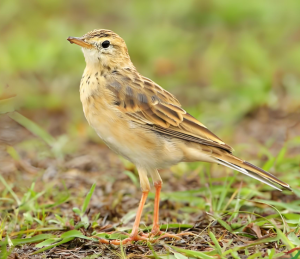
[67,29,291,244]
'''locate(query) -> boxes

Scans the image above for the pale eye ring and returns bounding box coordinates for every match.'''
[102,40,110,48]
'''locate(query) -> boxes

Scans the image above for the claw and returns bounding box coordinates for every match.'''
[143,231,195,240]
[94,234,148,245]
[93,231,195,245]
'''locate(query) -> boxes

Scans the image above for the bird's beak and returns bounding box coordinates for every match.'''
[67,37,93,49]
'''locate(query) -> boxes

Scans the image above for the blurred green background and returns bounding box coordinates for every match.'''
[1,0,300,162]
[1,2,300,256]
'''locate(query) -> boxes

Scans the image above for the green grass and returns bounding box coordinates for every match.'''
[1,0,300,258]
[1,154,300,258]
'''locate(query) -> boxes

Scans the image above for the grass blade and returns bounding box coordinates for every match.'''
[81,183,96,216]
[35,237,61,248]
[171,246,215,259]
[208,231,222,255]
[223,236,279,256]
[0,174,20,206]
[0,96,16,114]
[31,237,74,255]
[9,112,55,146]
[0,234,54,246]
[123,170,139,187]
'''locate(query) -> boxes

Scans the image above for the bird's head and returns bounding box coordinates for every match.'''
[67,29,132,69]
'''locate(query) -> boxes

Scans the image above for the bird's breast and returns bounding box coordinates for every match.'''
[80,72,108,127]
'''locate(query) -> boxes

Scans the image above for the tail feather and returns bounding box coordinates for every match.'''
[215,156,291,191]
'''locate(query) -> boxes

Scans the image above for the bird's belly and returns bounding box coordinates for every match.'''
[81,91,184,168]
[87,115,183,168]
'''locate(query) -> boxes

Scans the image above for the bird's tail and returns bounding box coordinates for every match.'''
[213,153,291,191]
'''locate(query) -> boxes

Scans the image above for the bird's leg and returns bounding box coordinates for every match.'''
[95,191,149,245]
[128,190,149,239]
[140,173,177,239]
[151,181,162,235]
[143,179,195,240]
[143,181,181,240]
[95,166,150,245]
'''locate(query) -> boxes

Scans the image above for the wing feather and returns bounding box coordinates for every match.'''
[106,73,233,152]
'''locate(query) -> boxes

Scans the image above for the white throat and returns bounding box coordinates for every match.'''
[82,47,100,66]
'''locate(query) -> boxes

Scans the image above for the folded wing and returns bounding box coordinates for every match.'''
[105,72,232,152]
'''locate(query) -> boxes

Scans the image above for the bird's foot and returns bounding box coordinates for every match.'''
[142,229,195,241]
[93,229,195,245]
[93,232,148,245]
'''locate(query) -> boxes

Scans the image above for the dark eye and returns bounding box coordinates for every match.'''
[102,40,110,48]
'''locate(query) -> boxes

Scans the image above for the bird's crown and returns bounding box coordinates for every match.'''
[83,29,119,40]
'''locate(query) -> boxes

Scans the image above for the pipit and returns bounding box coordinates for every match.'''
[67,29,291,244]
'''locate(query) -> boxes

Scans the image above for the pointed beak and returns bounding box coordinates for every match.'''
[67,37,93,49]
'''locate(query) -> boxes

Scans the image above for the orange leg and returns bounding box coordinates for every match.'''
[151,181,162,235]
[95,184,194,245]
[130,191,149,239]
[142,181,179,239]
[96,191,149,245]
[143,182,195,240]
